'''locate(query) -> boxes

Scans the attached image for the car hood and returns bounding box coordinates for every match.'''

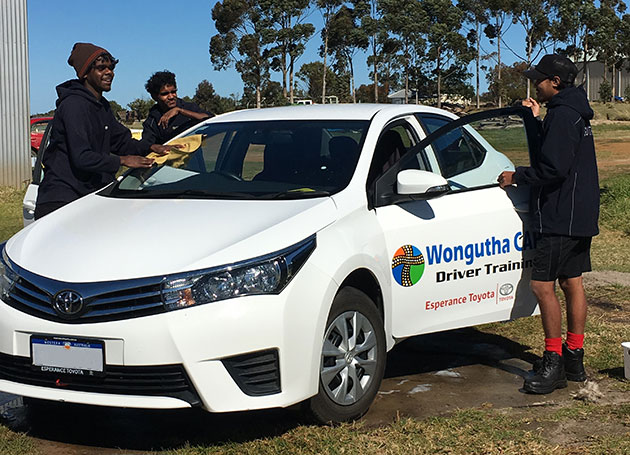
[6,194,337,282]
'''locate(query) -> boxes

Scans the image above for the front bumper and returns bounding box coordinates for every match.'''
[0,261,336,412]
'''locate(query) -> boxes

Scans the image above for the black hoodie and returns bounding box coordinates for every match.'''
[513,86,599,237]
[37,79,142,206]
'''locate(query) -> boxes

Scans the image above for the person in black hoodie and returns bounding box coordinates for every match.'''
[35,43,156,219]
[498,54,599,394]
[138,71,212,154]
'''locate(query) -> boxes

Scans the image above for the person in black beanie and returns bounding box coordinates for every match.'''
[35,42,157,219]
[498,54,599,394]
[138,70,212,154]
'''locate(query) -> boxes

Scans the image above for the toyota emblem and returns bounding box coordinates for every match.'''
[53,290,84,317]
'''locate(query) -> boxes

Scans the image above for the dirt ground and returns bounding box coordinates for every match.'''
[1,270,629,454]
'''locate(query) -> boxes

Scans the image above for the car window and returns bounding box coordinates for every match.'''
[416,114,486,179]
[30,121,48,134]
[368,121,421,186]
[112,120,368,199]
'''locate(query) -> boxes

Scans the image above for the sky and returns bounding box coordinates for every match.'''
[27,0,528,115]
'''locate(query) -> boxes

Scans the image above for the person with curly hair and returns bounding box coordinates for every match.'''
[139,71,212,154]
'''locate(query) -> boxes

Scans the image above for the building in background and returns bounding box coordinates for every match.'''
[0,0,30,188]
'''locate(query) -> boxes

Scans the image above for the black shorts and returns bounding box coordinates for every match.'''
[531,234,592,282]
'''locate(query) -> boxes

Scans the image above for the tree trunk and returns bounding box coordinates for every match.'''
[350,57,356,103]
[404,48,409,104]
[322,28,328,104]
[476,22,480,109]
[289,57,295,104]
[495,14,502,108]
[373,35,379,103]
[436,48,442,109]
[526,33,532,99]
[281,52,288,99]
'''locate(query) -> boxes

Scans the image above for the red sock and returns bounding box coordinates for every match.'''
[545,337,563,355]
[566,332,584,350]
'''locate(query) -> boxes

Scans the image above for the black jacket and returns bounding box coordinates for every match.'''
[138,99,210,152]
[514,86,599,237]
[37,79,142,206]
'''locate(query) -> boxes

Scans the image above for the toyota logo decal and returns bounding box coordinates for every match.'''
[53,290,84,317]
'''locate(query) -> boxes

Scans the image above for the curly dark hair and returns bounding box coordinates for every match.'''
[145,71,177,99]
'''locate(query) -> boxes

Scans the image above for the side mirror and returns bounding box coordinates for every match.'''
[397,170,450,197]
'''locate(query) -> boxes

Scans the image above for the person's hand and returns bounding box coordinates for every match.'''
[149,143,181,156]
[158,107,181,128]
[522,97,540,117]
[120,155,154,168]
[498,171,515,189]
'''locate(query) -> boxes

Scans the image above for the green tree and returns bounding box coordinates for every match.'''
[381,0,427,104]
[193,80,236,114]
[485,61,528,106]
[317,0,344,104]
[421,0,472,108]
[127,98,153,121]
[353,0,387,102]
[296,61,350,101]
[210,0,273,109]
[260,0,315,103]
[599,79,613,102]
[510,0,550,98]
[484,0,512,107]
[328,5,369,102]
[109,100,125,121]
[549,0,599,97]
[458,0,489,108]
[592,0,627,98]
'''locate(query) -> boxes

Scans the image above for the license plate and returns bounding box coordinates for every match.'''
[31,336,105,377]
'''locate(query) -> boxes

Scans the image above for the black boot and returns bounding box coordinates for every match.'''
[523,351,567,394]
[563,344,587,382]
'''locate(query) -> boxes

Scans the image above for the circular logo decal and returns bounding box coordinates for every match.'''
[499,283,514,296]
[392,245,425,287]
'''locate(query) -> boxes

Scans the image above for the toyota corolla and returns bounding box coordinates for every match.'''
[0,104,540,423]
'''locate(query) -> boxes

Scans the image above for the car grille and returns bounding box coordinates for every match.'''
[0,351,201,405]
[222,349,281,396]
[2,256,167,323]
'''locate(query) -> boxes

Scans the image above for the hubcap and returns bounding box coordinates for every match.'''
[320,310,378,405]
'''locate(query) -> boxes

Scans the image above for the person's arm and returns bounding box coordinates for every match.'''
[158,106,210,128]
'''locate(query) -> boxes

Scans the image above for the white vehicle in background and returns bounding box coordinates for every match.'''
[23,125,143,226]
[4,104,539,423]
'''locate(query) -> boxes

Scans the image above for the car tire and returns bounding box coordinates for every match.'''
[306,286,386,424]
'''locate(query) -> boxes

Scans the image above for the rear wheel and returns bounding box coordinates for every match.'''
[306,286,386,423]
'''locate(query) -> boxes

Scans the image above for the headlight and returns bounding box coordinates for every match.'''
[161,235,316,311]
[0,246,18,302]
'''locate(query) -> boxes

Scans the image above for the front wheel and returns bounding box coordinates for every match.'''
[306,287,386,424]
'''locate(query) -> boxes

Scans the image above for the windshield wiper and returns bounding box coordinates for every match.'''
[120,189,254,199]
[265,190,331,199]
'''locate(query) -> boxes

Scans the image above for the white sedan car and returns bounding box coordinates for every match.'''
[0,104,539,423]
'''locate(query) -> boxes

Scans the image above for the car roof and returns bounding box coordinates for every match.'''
[205,103,455,123]
[30,117,53,124]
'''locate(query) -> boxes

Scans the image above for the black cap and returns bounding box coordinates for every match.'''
[523,54,578,85]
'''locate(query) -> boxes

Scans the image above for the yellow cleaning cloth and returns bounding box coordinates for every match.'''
[146,134,203,165]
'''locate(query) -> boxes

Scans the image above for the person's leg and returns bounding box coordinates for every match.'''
[559,276,587,336]
[559,276,588,381]
[531,280,563,340]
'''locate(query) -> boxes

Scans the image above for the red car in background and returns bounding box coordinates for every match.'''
[30,117,53,153]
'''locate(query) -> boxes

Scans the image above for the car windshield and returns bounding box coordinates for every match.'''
[109,120,368,200]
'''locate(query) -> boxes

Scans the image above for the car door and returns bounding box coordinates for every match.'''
[372,107,540,338]
[23,122,52,226]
